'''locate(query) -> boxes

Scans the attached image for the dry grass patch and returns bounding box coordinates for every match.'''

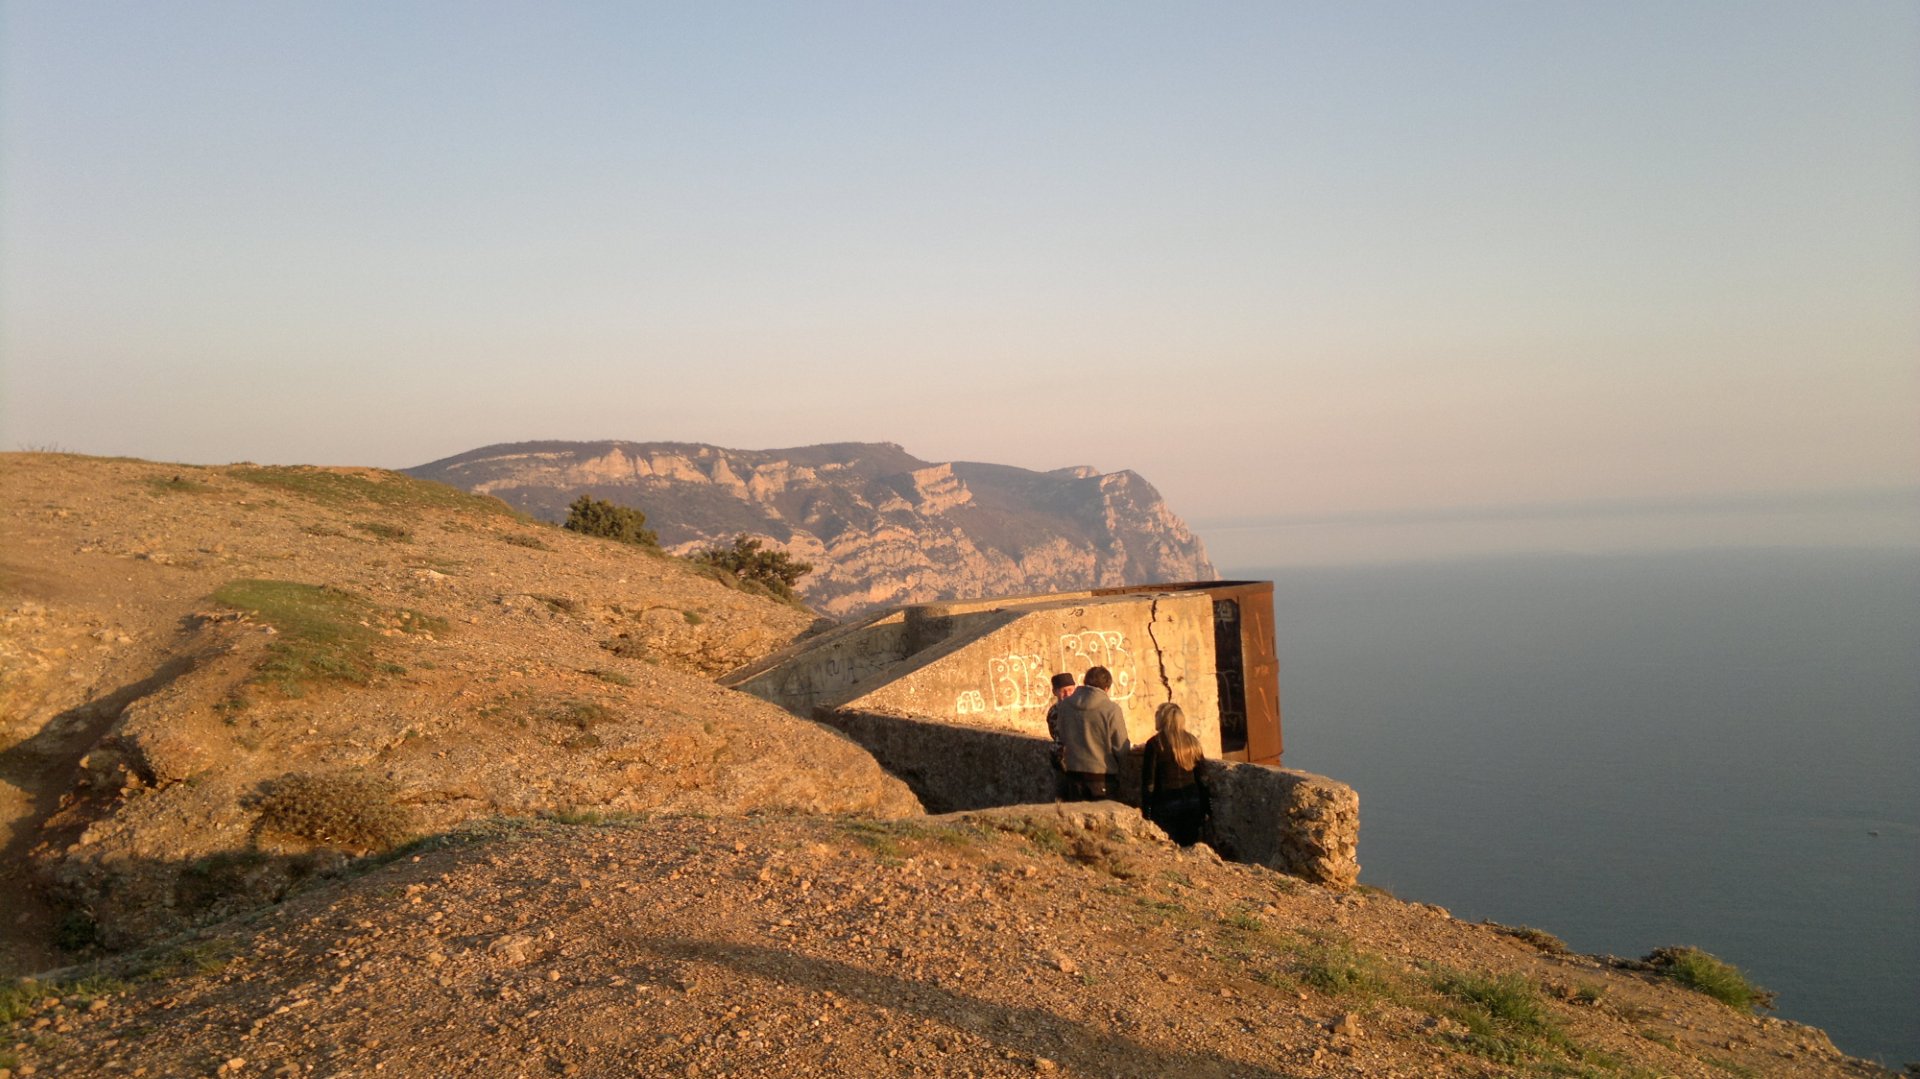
[250,771,413,852]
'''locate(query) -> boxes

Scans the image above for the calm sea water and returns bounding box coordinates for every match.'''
[1230,548,1920,1066]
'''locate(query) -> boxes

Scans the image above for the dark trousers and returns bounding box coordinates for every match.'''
[1145,787,1208,846]
[1063,771,1110,802]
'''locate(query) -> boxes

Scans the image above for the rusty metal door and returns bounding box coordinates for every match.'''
[1236,583,1283,764]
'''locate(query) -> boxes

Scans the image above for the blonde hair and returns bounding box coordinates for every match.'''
[1154,702,1202,771]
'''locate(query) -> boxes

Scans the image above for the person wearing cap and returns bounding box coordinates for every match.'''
[1053,665,1132,801]
[1044,672,1076,799]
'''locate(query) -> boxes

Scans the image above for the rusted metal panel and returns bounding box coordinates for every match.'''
[1088,579,1283,765]
[1236,584,1283,765]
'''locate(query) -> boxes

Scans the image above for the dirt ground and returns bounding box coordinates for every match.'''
[2,806,1888,1078]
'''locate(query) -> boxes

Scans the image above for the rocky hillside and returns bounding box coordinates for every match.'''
[405,441,1217,617]
[0,453,1890,1078]
[2,805,1887,1078]
[0,453,916,971]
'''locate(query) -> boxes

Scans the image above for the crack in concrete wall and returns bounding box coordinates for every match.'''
[1146,597,1174,704]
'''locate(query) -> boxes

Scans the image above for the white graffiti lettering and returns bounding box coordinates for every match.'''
[985,653,1051,712]
[1059,630,1136,701]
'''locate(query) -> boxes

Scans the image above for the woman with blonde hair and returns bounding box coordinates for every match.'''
[1140,702,1208,846]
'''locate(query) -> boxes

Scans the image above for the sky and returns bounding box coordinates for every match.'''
[3,1,1916,565]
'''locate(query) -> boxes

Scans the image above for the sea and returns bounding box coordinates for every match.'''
[1225,547,1920,1067]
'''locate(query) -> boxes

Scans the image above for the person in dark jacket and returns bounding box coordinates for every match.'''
[1054,666,1131,801]
[1044,672,1076,799]
[1140,701,1208,846]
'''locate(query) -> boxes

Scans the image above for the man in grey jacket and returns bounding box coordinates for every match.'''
[1054,665,1132,801]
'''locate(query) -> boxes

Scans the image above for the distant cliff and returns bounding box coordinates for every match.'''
[406,441,1217,616]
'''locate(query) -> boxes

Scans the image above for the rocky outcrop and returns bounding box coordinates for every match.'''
[407,441,1217,617]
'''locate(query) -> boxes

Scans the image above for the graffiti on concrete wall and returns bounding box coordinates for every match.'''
[1058,629,1135,701]
[986,653,1051,712]
[949,629,1140,719]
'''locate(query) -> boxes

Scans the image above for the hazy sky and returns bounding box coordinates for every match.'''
[4,2,1916,563]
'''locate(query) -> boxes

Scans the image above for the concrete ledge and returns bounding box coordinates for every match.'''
[1198,759,1361,889]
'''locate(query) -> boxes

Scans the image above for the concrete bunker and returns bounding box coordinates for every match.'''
[723,581,1359,887]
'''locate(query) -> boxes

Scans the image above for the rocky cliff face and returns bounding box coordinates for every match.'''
[406,441,1218,617]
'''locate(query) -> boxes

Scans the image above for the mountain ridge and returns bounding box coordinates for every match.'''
[406,440,1218,616]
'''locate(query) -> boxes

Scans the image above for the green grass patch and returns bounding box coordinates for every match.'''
[213,579,381,693]
[0,979,48,1024]
[0,975,128,1026]
[229,465,519,517]
[585,668,634,686]
[839,817,984,858]
[141,938,238,979]
[846,825,904,860]
[682,609,705,625]
[1292,935,1398,1000]
[212,580,439,695]
[1219,908,1266,932]
[987,817,1070,856]
[1431,969,1564,1065]
[501,532,552,550]
[1643,947,1775,1011]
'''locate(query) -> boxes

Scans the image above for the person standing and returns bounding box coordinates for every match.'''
[1044,672,1076,800]
[1140,702,1208,846]
[1054,666,1131,801]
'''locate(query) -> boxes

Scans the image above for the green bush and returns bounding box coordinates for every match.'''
[692,534,813,602]
[1643,946,1775,1011]
[251,771,412,852]
[562,495,657,546]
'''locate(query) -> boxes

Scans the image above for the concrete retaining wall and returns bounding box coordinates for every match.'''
[841,592,1223,753]
[822,708,1358,887]
[812,709,1058,813]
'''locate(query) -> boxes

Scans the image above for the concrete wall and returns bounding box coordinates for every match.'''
[820,708,1359,887]
[1197,758,1360,888]
[841,592,1222,754]
[726,611,915,715]
[811,709,1058,813]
